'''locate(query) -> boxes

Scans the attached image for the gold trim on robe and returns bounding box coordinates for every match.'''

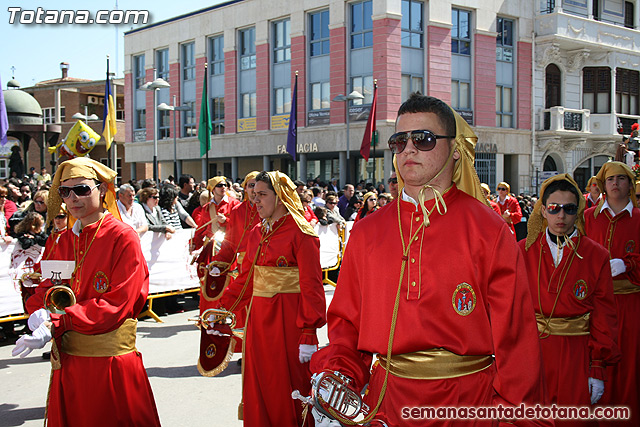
[535,312,590,336]
[612,279,640,295]
[252,266,300,297]
[61,318,138,357]
[377,348,494,380]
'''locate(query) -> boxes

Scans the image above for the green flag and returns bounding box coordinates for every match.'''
[198,65,211,157]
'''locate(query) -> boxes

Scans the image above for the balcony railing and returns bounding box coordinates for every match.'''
[540,106,590,133]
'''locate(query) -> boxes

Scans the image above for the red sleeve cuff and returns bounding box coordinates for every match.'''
[299,328,318,345]
[590,360,606,381]
[51,313,71,339]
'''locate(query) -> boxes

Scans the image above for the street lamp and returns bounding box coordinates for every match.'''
[332,90,364,184]
[158,95,191,179]
[141,72,170,182]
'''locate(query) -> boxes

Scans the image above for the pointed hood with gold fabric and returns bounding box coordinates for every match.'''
[241,171,260,201]
[525,173,585,250]
[47,157,120,227]
[593,161,637,218]
[265,171,317,237]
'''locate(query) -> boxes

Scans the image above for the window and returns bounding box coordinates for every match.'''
[42,107,65,124]
[274,87,292,115]
[135,109,146,130]
[182,43,195,81]
[616,68,639,116]
[156,49,169,82]
[158,110,170,139]
[310,82,330,110]
[351,1,373,49]
[452,9,471,55]
[475,153,496,190]
[583,67,611,114]
[351,76,374,105]
[240,28,256,70]
[625,1,634,29]
[496,86,513,127]
[401,0,423,48]
[401,75,423,101]
[545,64,561,108]
[496,18,513,63]
[134,54,145,89]
[182,101,196,137]
[309,10,330,56]
[451,80,471,110]
[209,36,225,75]
[273,20,291,63]
[211,97,225,134]
[241,92,256,118]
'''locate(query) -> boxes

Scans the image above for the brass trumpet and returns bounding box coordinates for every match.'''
[311,371,369,421]
[189,308,244,339]
[44,285,77,314]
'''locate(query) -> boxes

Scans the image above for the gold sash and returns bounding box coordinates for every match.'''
[376,348,494,380]
[535,312,590,336]
[252,266,300,297]
[61,318,138,357]
[613,279,640,295]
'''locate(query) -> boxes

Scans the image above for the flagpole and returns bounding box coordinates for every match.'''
[205,63,210,177]
[294,71,298,179]
[373,79,377,185]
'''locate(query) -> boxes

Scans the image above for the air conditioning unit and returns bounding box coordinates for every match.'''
[98,97,105,105]
[88,96,99,104]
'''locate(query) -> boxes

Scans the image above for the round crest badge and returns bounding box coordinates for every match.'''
[93,271,109,293]
[625,240,635,254]
[205,344,217,358]
[277,256,289,267]
[452,283,476,316]
[573,280,588,300]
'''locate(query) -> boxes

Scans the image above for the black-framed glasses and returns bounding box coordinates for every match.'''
[215,183,227,188]
[388,178,398,184]
[58,184,99,198]
[497,187,507,191]
[388,130,455,154]
[545,203,578,215]
[150,195,160,199]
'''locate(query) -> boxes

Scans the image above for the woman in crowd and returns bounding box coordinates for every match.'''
[158,185,183,230]
[0,186,16,240]
[354,191,378,223]
[345,193,363,221]
[324,194,346,227]
[9,189,49,235]
[140,187,176,240]
[300,191,318,226]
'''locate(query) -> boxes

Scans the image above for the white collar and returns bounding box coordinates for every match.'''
[545,227,578,266]
[71,212,110,236]
[601,199,634,218]
[401,189,418,210]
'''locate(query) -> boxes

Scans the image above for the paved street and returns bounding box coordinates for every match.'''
[0,286,334,427]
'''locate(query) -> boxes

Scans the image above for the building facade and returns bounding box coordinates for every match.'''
[124,0,538,192]
[534,0,640,191]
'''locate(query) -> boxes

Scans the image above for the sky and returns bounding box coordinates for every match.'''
[1,0,228,87]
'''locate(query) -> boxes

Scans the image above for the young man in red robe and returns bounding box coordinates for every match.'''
[13,157,160,427]
[311,94,548,426]
[585,161,640,424]
[210,170,326,426]
[519,174,620,411]
[496,181,522,237]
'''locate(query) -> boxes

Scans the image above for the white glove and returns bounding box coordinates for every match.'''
[299,344,317,364]
[589,377,604,404]
[312,407,341,427]
[12,322,52,358]
[610,259,626,277]
[28,308,50,332]
[209,266,221,277]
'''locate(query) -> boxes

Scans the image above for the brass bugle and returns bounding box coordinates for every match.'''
[189,308,244,339]
[44,285,77,314]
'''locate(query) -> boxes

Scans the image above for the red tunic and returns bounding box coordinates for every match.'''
[314,186,548,426]
[497,195,522,236]
[192,195,240,250]
[489,200,501,215]
[220,214,326,427]
[26,214,160,427]
[585,205,640,423]
[518,233,620,408]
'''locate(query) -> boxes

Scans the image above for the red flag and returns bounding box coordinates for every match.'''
[360,82,377,161]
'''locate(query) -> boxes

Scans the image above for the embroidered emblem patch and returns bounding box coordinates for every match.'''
[625,240,635,254]
[205,344,217,358]
[276,256,288,267]
[573,280,588,300]
[452,283,476,316]
[93,271,109,293]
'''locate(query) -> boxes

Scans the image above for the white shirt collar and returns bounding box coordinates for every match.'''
[601,199,634,218]
[401,189,418,210]
[71,212,110,236]
[545,226,578,267]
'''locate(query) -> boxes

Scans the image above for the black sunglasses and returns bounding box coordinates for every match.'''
[388,130,455,154]
[388,178,398,184]
[58,184,99,198]
[150,195,160,199]
[497,187,508,191]
[55,214,67,220]
[545,203,578,215]
[215,183,227,188]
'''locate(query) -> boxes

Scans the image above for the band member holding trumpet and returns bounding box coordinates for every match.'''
[14,157,160,427]
[211,171,326,426]
[311,94,548,425]
[192,175,240,252]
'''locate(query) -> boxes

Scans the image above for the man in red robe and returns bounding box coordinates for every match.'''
[311,94,548,426]
[584,176,600,209]
[211,170,326,426]
[496,181,522,236]
[519,174,619,411]
[585,161,640,424]
[13,157,160,427]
